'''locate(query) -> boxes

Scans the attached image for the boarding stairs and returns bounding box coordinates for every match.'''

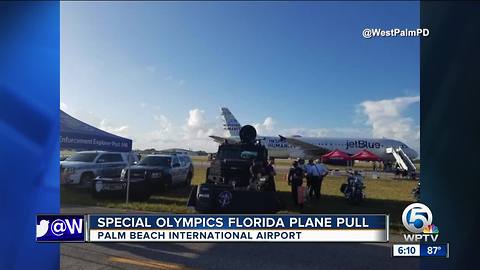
[386,147,416,172]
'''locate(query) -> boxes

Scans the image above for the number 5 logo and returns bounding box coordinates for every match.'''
[402,203,433,233]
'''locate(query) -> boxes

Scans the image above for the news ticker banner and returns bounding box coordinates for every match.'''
[392,243,450,258]
[36,214,388,242]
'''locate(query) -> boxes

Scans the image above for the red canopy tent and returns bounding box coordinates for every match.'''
[351,149,382,161]
[321,149,352,162]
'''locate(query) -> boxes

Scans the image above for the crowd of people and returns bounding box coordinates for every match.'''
[287,158,329,207]
[249,155,418,207]
[248,157,329,207]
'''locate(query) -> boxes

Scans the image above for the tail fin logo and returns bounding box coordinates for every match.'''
[221,107,241,137]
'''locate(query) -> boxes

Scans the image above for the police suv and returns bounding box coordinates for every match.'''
[121,153,194,189]
[60,151,139,187]
[92,153,194,200]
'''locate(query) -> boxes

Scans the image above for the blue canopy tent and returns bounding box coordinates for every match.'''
[60,110,132,152]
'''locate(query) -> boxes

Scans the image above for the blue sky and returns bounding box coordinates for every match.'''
[61,2,420,152]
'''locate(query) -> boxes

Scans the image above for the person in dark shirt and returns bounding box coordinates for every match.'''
[250,160,265,177]
[249,159,266,187]
[288,161,304,206]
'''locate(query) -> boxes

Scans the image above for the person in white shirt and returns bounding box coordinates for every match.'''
[307,159,328,199]
[305,159,316,198]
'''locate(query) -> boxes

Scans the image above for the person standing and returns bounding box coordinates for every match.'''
[265,157,277,191]
[288,161,304,206]
[249,159,265,178]
[298,158,306,173]
[312,159,328,198]
[305,159,317,198]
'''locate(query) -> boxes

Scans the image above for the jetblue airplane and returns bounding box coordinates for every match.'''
[210,108,418,161]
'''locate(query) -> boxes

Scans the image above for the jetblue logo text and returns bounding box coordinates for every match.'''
[36,215,85,242]
[345,140,380,150]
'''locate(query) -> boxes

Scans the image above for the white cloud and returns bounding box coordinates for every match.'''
[186,109,205,128]
[181,109,220,150]
[131,114,175,149]
[253,117,276,135]
[153,114,172,132]
[359,96,420,151]
[132,109,221,152]
[178,79,185,86]
[99,119,129,136]
[140,102,147,108]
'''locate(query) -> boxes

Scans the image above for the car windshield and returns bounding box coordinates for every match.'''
[66,152,98,162]
[138,156,171,167]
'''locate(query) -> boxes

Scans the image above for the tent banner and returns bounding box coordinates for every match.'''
[60,133,132,152]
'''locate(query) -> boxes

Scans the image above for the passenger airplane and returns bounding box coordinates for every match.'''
[209,108,418,161]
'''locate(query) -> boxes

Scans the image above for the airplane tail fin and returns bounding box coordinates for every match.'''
[221,107,241,137]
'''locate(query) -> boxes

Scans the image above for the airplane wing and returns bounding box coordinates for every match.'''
[209,135,239,144]
[209,135,227,143]
[281,136,331,157]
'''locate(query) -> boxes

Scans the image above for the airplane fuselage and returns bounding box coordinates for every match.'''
[256,136,418,161]
[217,107,418,161]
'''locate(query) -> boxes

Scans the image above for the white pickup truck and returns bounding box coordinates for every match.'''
[60,151,139,187]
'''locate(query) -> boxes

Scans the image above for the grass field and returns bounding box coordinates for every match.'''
[61,164,417,232]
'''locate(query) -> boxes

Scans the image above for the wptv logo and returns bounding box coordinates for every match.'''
[402,203,439,242]
[36,215,85,242]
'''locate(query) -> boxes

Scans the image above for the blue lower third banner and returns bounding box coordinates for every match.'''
[87,214,389,242]
[36,215,85,242]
